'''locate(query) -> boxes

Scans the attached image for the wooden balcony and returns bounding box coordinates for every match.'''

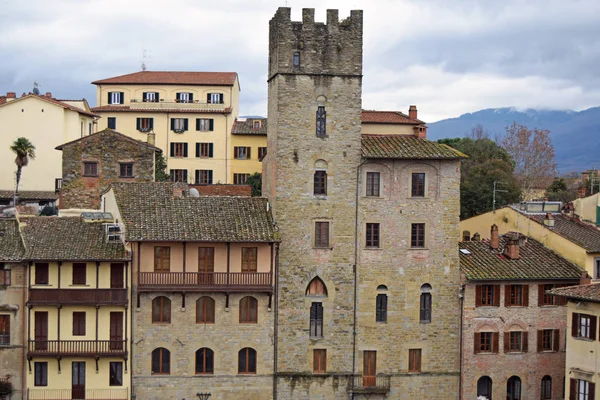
[27,388,128,400]
[28,289,128,306]
[27,340,127,357]
[138,272,273,293]
[351,375,391,394]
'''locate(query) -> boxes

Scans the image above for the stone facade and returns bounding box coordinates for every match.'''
[57,129,158,209]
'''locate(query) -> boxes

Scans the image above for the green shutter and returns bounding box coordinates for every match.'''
[184,119,189,131]
[170,143,175,157]
[183,144,188,158]
[208,170,213,184]
[189,93,194,102]
[107,92,111,104]
[149,118,154,129]
[209,144,214,158]
[196,119,200,131]
[119,92,124,104]
[209,119,214,131]
[196,143,200,158]
[170,119,175,130]
[136,118,141,130]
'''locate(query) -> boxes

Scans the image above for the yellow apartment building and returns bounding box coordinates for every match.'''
[19,216,131,400]
[0,92,97,193]
[91,71,244,184]
[573,193,600,226]
[550,284,600,400]
[230,118,267,184]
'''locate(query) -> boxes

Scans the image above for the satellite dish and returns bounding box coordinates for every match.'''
[189,188,200,197]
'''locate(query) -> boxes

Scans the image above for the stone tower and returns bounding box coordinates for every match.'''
[264,7,364,399]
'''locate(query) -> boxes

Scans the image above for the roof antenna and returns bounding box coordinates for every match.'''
[32,81,40,95]
[141,49,151,71]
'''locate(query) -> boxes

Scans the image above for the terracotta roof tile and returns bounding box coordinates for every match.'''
[0,191,58,201]
[0,94,97,118]
[56,128,161,151]
[231,118,267,135]
[92,71,238,86]
[526,213,600,252]
[19,217,129,261]
[548,284,600,302]
[111,182,277,243]
[362,134,467,159]
[91,105,232,115]
[0,219,25,262]
[460,234,583,280]
[361,110,424,125]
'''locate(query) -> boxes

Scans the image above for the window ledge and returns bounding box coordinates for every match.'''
[364,247,382,251]
[363,195,384,199]
[574,337,595,342]
[408,247,428,251]
[118,176,135,179]
[420,320,431,324]
[476,352,498,355]
[313,246,332,250]
[82,175,99,178]
[313,195,328,200]
[506,351,525,354]
[68,284,91,287]
[309,336,324,341]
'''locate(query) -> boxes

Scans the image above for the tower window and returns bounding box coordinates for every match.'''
[293,52,300,67]
[316,106,326,137]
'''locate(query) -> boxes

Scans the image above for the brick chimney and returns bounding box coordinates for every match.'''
[414,125,427,139]
[45,92,52,98]
[505,239,520,259]
[6,92,15,99]
[490,224,499,250]
[580,272,592,285]
[409,105,418,120]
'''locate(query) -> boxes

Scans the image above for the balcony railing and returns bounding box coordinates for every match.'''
[28,340,127,357]
[27,388,128,400]
[351,375,391,393]
[138,272,273,292]
[127,99,226,110]
[28,289,127,306]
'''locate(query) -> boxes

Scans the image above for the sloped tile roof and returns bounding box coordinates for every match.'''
[362,135,467,160]
[56,128,161,151]
[548,284,600,303]
[460,234,583,281]
[111,182,277,242]
[0,191,58,201]
[231,118,267,135]
[0,219,25,262]
[19,217,129,261]
[527,214,600,253]
[361,110,424,125]
[91,105,232,114]
[92,71,238,86]
[0,94,98,118]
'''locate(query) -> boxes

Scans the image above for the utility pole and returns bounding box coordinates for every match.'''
[493,181,508,212]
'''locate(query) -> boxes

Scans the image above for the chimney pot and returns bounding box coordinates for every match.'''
[490,224,499,250]
[505,238,520,259]
[409,105,418,120]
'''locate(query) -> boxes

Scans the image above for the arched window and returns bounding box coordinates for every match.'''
[151,348,170,375]
[293,51,300,67]
[477,376,492,400]
[507,376,521,400]
[310,302,323,338]
[462,230,471,242]
[420,284,432,323]
[152,296,171,323]
[196,297,215,324]
[376,285,388,323]
[195,348,214,374]
[541,375,552,400]
[238,347,256,374]
[306,277,328,296]
[239,296,258,323]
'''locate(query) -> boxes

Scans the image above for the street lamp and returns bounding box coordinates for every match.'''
[197,393,211,400]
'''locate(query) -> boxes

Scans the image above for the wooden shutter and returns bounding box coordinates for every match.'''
[196,119,200,130]
[538,284,545,306]
[219,94,224,103]
[195,143,200,157]
[475,285,482,306]
[537,330,543,352]
[493,285,500,306]
[189,93,194,102]
[176,93,181,101]
[590,382,596,400]
[504,332,509,353]
[136,118,141,130]
[572,313,579,337]
[206,93,211,103]
[119,92,124,104]
[523,284,529,306]
[570,378,577,400]
[553,329,560,352]
[107,92,111,104]
[492,332,499,353]
[591,315,598,340]
[209,119,214,131]
[149,118,154,129]
[209,144,214,158]
[184,119,189,131]
[207,170,213,184]
[522,331,528,352]
[505,285,511,307]
[170,119,175,130]
[72,263,86,285]
[247,147,251,159]
[155,92,159,101]
[170,143,175,157]
[142,92,147,102]
[474,332,480,354]
[183,143,188,157]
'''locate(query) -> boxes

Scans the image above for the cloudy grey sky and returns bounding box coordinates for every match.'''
[1,0,598,122]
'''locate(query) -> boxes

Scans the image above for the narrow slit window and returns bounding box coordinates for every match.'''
[316,106,326,137]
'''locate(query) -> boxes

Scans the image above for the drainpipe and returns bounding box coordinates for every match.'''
[458,284,465,400]
[21,262,28,398]
[272,242,280,400]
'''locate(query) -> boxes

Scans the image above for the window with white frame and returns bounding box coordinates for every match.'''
[108,92,123,105]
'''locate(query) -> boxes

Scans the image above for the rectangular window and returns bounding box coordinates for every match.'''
[408,349,422,372]
[411,223,425,248]
[154,247,170,272]
[88,122,92,135]
[313,349,326,373]
[109,362,123,386]
[108,92,123,105]
[476,284,500,307]
[170,142,188,158]
[196,118,214,131]
[310,302,323,338]
[316,106,326,137]
[72,263,86,285]
[258,147,267,162]
[315,222,330,248]
[143,92,159,102]
[119,163,134,178]
[207,93,223,104]
[572,313,597,340]
[107,117,116,130]
[196,142,213,158]
[35,263,49,285]
[366,223,380,248]
[72,312,86,336]
[570,378,594,400]
[234,146,251,160]
[0,315,9,345]
[83,162,98,177]
[376,294,387,323]
[595,258,600,280]
[314,171,327,195]
[169,169,188,183]
[177,92,193,103]
[474,332,499,354]
[538,329,560,352]
[34,362,48,386]
[136,117,154,132]
[195,170,213,185]
[234,173,250,185]
[505,284,528,307]
[505,331,528,353]
[411,173,425,197]
[366,172,380,197]
[170,118,189,132]
[0,264,11,286]
[241,247,258,272]
[539,283,568,306]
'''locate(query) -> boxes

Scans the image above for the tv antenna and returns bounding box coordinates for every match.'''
[492,181,508,212]
[141,49,151,71]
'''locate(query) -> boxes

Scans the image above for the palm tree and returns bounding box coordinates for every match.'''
[10,137,36,201]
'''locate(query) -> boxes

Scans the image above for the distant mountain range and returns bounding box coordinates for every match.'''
[427,107,600,173]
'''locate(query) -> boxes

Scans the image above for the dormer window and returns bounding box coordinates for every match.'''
[293,52,300,66]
